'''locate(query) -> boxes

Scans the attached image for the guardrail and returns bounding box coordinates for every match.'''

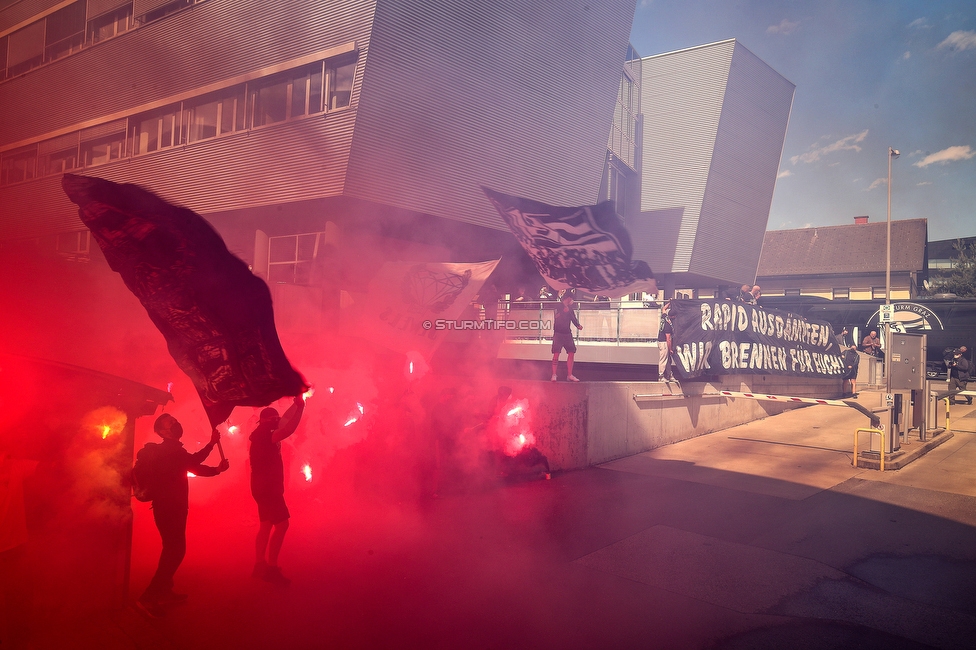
[854,428,886,471]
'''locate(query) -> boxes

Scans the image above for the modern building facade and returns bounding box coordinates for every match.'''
[0,0,638,285]
[631,39,794,295]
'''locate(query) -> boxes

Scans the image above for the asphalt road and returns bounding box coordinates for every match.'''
[33,399,976,649]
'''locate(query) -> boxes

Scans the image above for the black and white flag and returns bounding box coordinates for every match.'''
[483,188,656,298]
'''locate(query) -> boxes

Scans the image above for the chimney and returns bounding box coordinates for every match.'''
[854,216,869,225]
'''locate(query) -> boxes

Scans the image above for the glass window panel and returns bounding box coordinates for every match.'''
[268,264,294,284]
[161,113,174,148]
[293,262,312,285]
[133,115,159,154]
[251,77,288,127]
[45,1,86,62]
[82,135,124,166]
[87,5,133,45]
[1,147,38,184]
[290,74,308,118]
[297,234,317,260]
[7,21,44,76]
[309,67,323,114]
[187,100,218,142]
[328,58,356,109]
[219,97,236,135]
[269,236,296,263]
[39,147,80,176]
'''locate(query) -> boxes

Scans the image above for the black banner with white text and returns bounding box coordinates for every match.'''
[668,300,845,379]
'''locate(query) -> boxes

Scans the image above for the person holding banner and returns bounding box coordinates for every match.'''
[551,291,583,382]
[136,415,228,617]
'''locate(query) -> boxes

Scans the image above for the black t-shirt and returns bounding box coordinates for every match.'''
[553,303,581,334]
[249,424,284,497]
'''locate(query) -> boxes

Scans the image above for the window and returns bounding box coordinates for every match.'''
[185,86,244,143]
[136,0,194,25]
[784,288,801,296]
[7,21,45,77]
[872,287,887,300]
[130,104,181,155]
[268,233,321,285]
[87,3,134,45]
[248,63,324,128]
[44,1,86,63]
[1,146,38,184]
[81,120,126,166]
[57,230,90,259]
[38,134,81,176]
[0,35,7,81]
[327,56,356,110]
[832,288,850,300]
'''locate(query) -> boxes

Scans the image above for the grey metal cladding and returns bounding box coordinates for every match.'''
[344,0,638,231]
[635,40,733,275]
[0,111,358,240]
[0,0,63,35]
[0,0,376,146]
[692,41,794,285]
[634,39,792,287]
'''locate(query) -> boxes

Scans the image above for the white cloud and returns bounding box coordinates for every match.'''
[777,169,793,179]
[902,51,911,60]
[790,130,869,164]
[767,19,799,35]
[913,145,975,167]
[866,178,887,191]
[938,30,976,51]
[802,223,813,228]
[917,181,932,186]
[908,18,930,29]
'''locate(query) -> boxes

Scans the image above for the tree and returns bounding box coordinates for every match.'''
[938,240,976,298]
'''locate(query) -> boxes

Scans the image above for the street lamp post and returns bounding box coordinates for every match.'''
[885,146,899,453]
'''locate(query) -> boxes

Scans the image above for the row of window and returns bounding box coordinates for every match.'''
[0,55,356,186]
[0,1,201,81]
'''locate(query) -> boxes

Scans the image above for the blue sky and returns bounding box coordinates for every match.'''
[629,0,976,242]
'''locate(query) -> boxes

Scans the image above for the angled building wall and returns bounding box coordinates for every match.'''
[633,39,794,291]
[0,0,637,252]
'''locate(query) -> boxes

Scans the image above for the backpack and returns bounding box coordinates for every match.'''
[131,443,161,502]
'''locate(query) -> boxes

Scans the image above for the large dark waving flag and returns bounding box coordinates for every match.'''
[62,174,307,427]
[483,188,656,298]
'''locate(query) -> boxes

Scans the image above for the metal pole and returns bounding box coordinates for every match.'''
[885,146,897,453]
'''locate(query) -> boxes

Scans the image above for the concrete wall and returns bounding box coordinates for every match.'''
[505,375,841,471]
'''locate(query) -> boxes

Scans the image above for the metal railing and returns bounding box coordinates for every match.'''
[854,428,886,471]
[496,300,660,343]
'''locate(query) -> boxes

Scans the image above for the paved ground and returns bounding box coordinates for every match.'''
[28,395,976,649]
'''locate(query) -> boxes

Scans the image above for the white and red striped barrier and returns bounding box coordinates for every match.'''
[710,390,849,407]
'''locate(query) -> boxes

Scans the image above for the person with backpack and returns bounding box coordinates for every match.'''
[133,413,229,617]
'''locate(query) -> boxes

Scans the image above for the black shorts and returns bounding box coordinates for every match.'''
[254,493,290,524]
[551,331,576,354]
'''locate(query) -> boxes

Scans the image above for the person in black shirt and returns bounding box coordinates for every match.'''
[842,344,860,397]
[551,291,582,382]
[137,414,228,617]
[249,396,305,585]
[948,348,971,405]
